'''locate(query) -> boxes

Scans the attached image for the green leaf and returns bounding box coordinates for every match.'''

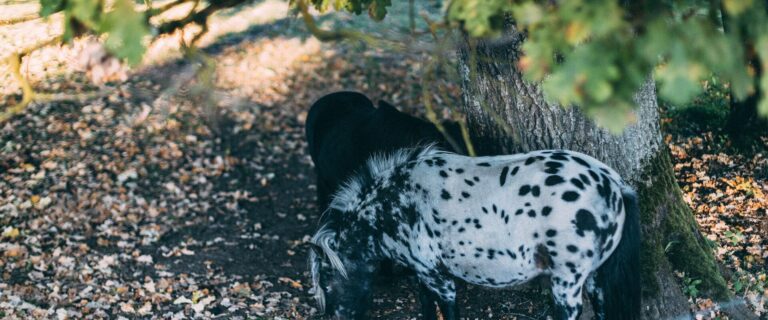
[756,36,768,117]
[448,0,511,37]
[40,0,65,17]
[654,43,704,105]
[99,0,148,66]
[723,0,754,15]
[367,0,390,21]
[68,0,102,29]
[511,3,543,26]
[585,100,636,134]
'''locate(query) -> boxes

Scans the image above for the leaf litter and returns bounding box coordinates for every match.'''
[2,1,766,319]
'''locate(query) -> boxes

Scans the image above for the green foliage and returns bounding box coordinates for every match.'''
[37,0,147,66]
[100,0,149,65]
[661,75,731,135]
[447,0,512,36]
[723,229,744,246]
[304,0,392,20]
[34,0,768,129]
[40,0,65,17]
[682,274,703,298]
[445,0,768,131]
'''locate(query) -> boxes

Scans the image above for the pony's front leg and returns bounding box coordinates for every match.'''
[417,273,458,320]
[418,283,439,320]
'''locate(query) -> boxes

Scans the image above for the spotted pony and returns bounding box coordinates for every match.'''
[309,146,641,320]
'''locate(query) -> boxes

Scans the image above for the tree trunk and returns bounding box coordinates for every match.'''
[456,29,734,319]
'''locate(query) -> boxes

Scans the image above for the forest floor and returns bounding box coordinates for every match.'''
[1,1,767,319]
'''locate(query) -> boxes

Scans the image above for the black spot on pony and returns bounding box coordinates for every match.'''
[310,146,641,320]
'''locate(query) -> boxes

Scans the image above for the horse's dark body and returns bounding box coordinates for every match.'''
[305,92,465,318]
[305,91,462,211]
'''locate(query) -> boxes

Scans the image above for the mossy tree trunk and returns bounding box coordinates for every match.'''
[456,29,731,319]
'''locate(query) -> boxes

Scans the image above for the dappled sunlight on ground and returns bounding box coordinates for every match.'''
[214,36,325,104]
[0,0,297,98]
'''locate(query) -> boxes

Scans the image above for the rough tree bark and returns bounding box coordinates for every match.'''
[455,28,745,319]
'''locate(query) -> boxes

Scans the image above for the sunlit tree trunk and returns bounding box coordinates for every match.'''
[456,28,735,319]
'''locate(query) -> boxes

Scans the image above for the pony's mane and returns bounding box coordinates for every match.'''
[328,144,443,213]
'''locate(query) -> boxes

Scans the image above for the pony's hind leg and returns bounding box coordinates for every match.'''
[416,272,458,320]
[550,269,589,320]
[585,274,606,320]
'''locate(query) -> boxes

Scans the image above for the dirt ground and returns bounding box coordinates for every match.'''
[1,1,766,320]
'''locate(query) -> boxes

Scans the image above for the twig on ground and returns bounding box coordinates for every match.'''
[1,35,64,123]
[0,14,39,25]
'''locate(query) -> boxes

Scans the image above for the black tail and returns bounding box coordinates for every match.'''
[589,187,641,320]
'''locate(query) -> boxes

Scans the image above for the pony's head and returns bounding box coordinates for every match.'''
[309,218,376,319]
[308,145,442,318]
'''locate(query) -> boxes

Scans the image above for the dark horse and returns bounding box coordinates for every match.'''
[310,146,641,320]
[305,91,465,319]
[305,91,463,212]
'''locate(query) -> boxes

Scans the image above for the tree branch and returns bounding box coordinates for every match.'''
[296,0,392,47]
[147,0,191,17]
[0,14,39,25]
[1,53,34,123]
[154,0,243,36]
[1,35,64,123]
[421,58,471,155]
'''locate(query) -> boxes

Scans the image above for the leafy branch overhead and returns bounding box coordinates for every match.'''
[35,0,253,65]
[440,0,768,131]
[8,0,768,131]
[309,0,768,131]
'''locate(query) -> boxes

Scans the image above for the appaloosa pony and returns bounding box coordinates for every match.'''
[310,146,641,320]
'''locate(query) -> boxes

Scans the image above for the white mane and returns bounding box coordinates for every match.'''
[328,145,442,213]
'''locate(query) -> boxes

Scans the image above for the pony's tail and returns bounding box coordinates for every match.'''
[591,187,641,320]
